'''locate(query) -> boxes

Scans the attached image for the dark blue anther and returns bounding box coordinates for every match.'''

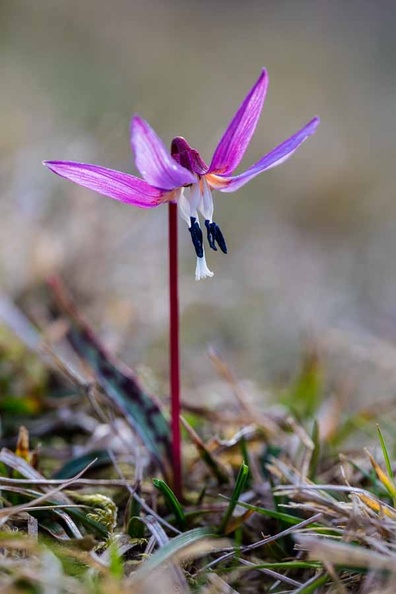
[205,220,227,254]
[189,217,203,258]
[205,220,217,251]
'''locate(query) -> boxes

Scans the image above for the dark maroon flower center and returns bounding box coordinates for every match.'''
[170,137,208,177]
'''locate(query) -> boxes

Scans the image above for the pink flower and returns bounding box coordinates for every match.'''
[44,69,319,279]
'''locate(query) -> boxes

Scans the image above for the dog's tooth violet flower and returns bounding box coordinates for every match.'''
[44,69,319,280]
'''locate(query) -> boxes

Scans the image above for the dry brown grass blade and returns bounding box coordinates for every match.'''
[200,574,240,594]
[0,533,39,552]
[0,476,131,488]
[298,535,396,572]
[356,493,396,519]
[208,347,253,415]
[181,415,230,484]
[365,449,396,499]
[199,512,323,575]
[0,448,97,521]
[208,347,278,437]
[15,426,31,463]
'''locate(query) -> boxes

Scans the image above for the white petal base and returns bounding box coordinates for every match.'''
[195,254,214,281]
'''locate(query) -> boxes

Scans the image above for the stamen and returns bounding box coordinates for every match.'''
[195,251,214,281]
[178,182,202,225]
[204,220,228,254]
[204,219,217,251]
[199,178,214,222]
[189,183,201,214]
[189,216,203,258]
[178,189,191,225]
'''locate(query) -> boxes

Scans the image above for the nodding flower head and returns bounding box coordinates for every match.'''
[44,69,319,280]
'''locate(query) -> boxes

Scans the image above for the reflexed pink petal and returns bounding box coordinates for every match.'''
[43,161,165,208]
[211,117,320,193]
[131,116,196,189]
[208,69,269,176]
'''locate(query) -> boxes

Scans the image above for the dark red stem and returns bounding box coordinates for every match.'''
[168,202,182,498]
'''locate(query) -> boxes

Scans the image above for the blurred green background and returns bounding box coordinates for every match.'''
[2,0,396,398]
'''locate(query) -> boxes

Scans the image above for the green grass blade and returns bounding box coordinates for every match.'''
[218,462,249,535]
[217,560,322,575]
[226,499,303,525]
[131,527,217,584]
[283,348,323,418]
[153,478,186,530]
[126,494,145,539]
[377,424,393,479]
[294,573,329,594]
[108,540,124,580]
[309,420,320,480]
[53,450,111,479]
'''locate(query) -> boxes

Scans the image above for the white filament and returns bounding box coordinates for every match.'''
[178,189,192,225]
[198,177,214,222]
[188,182,202,214]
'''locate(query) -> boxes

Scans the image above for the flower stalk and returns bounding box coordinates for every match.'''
[169,201,182,498]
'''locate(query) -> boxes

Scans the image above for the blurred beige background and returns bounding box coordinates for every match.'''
[2,0,396,397]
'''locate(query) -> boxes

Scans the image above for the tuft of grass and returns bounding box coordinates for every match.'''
[4,289,396,592]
